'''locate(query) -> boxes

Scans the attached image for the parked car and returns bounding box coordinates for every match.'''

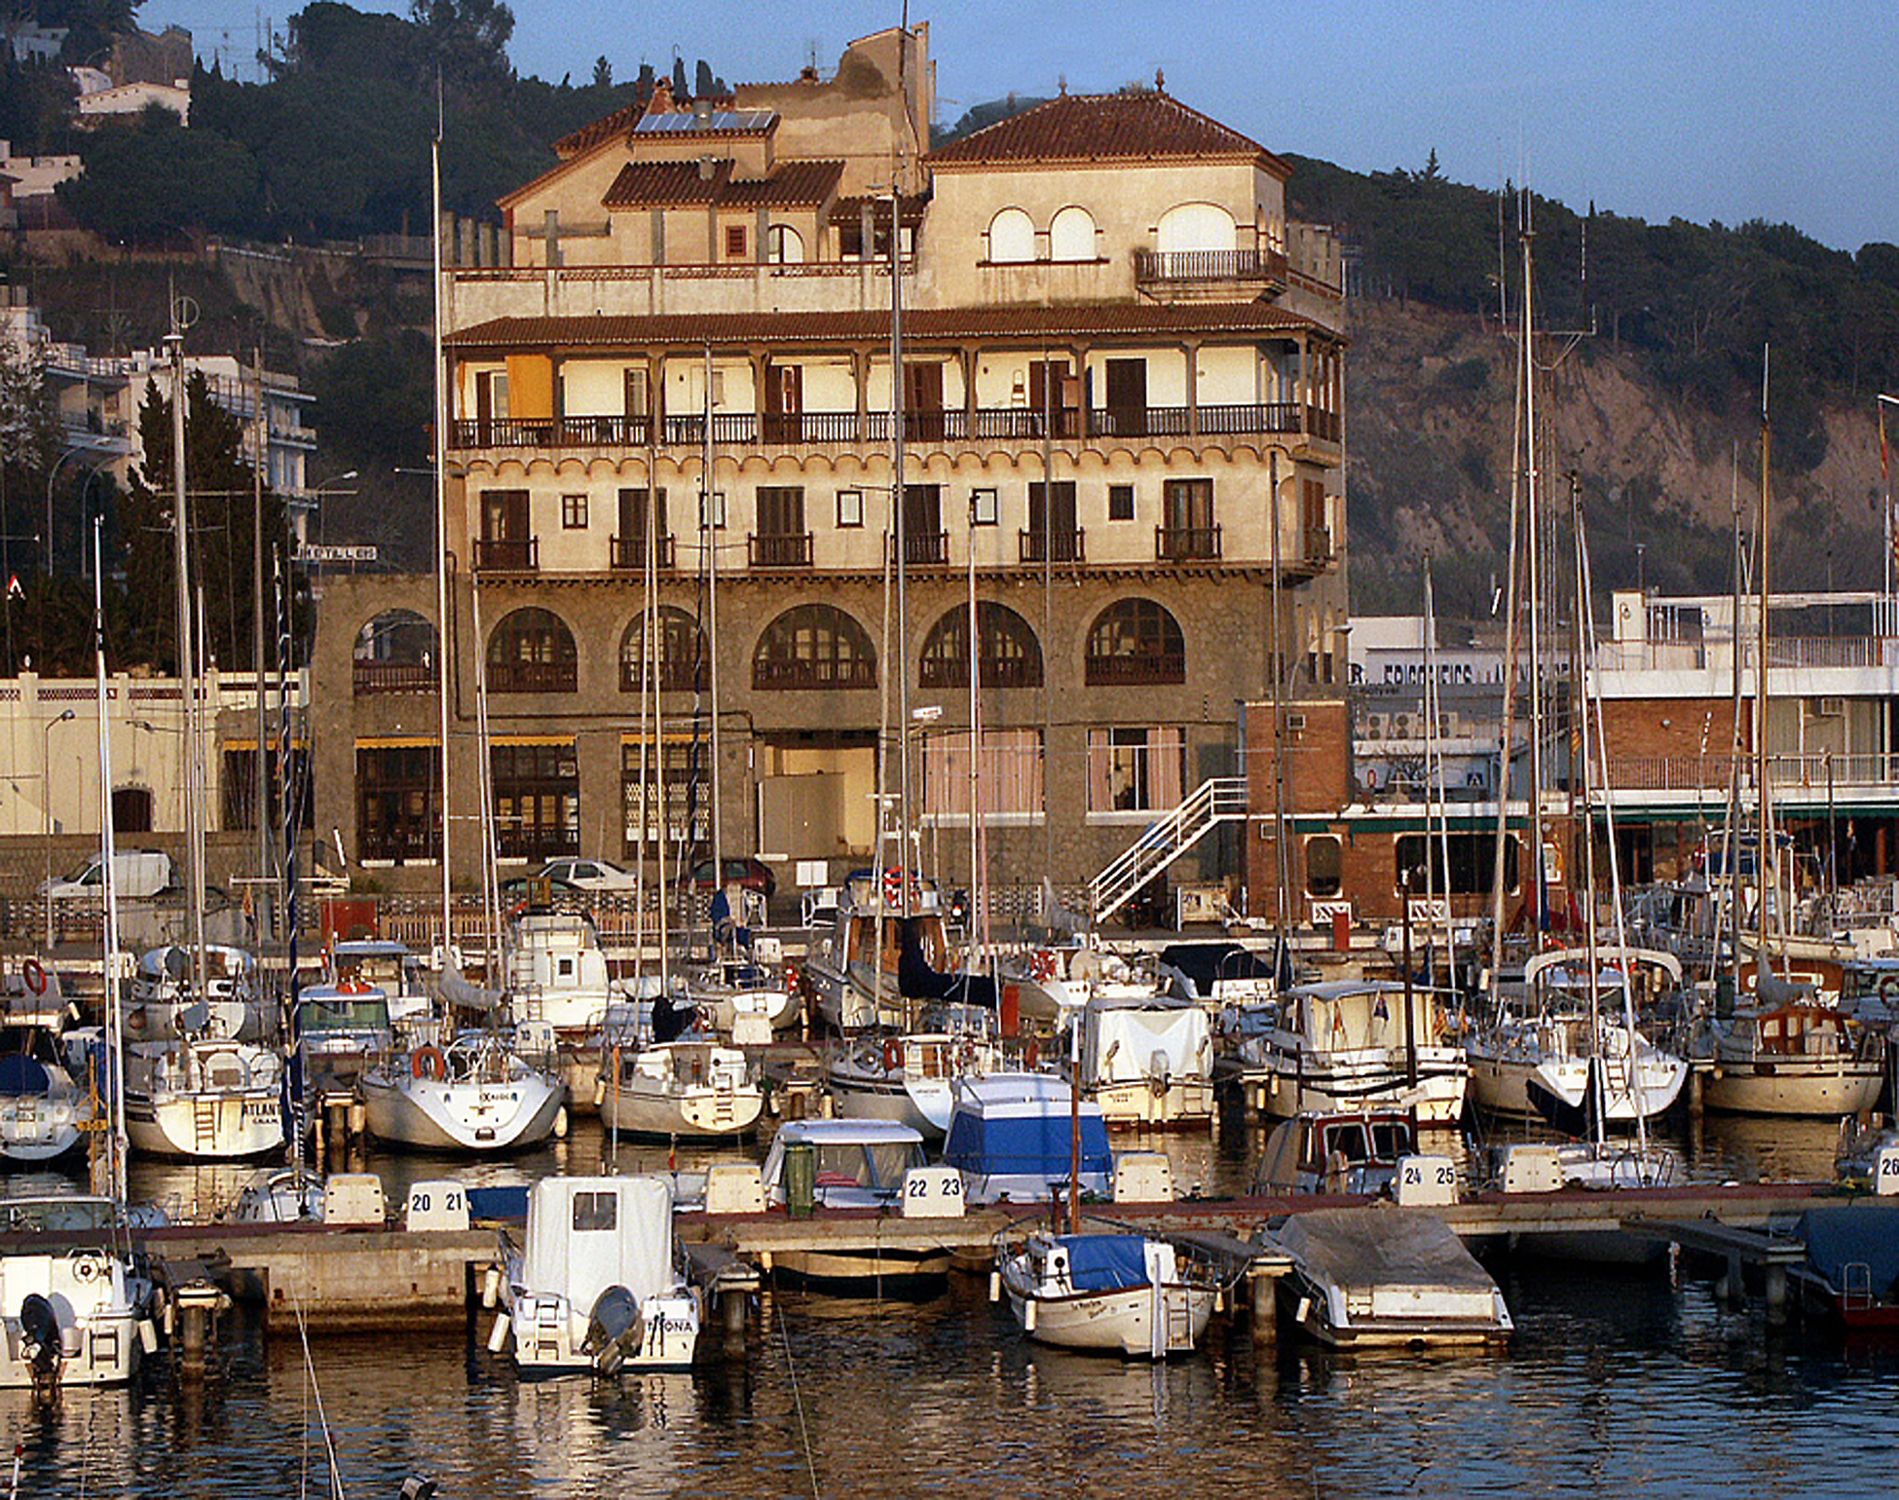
[536,857,639,891]
[498,874,585,904]
[682,857,777,901]
[39,850,174,901]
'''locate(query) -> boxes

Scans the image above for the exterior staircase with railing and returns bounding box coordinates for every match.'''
[1089,776,1248,925]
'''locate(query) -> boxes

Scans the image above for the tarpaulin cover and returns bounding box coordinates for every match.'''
[1797,1206,1899,1297]
[1084,1003,1209,1085]
[0,1056,50,1096]
[1059,1233,1148,1293]
[943,1111,1113,1180]
[1160,943,1275,996]
[1275,1203,1498,1294]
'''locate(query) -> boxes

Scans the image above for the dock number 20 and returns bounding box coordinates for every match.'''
[410,1189,464,1213]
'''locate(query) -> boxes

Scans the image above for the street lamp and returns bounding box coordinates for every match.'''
[42,707,77,950]
[43,447,105,579]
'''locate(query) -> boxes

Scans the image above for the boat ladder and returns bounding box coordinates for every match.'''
[712,1083,733,1128]
[529,1298,565,1359]
[192,1095,220,1152]
[1600,1051,1633,1106]
[1843,1261,1874,1314]
[1156,1286,1196,1356]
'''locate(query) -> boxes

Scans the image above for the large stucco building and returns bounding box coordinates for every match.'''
[311,24,1350,910]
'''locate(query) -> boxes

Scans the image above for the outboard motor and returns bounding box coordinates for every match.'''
[582,1285,644,1376]
[19,1293,62,1387]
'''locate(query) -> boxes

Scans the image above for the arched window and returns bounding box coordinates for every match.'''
[487,607,577,694]
[112,786,154,834]
[765,224,805,265]
[754,605,877,690]
[1157,202,1237,254]
[1049,205,1096,263]
[987,207,1035,264]
[1086,598,1185,686]
[352,608,437,695]
[620,608,705,693]
[919,603,1043,689]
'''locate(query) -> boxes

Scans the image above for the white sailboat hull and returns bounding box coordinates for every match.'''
[124,1090,284,1160]
[1523,1051,1688,1124]
[0,1092,92,1163]
[828,1072,950,1139]
[1005,1280,1213,1358]
[1702,1059,1885,1117]
[600,1081,763,1140]
[1241,1042,1469,1126]
[359,1071,564,1152]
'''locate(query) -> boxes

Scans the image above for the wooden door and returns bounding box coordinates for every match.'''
[904,361,945,440]
[1105,358,1147,434]
[765,363,803,443]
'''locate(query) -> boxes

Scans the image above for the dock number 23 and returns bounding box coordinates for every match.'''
[908,1176,962,1198]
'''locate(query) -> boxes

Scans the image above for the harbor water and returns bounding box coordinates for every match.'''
[0,1111,1847,1494]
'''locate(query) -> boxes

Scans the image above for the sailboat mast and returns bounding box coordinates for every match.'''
[93,518,126,1203]
[703,343,726,951]
[1755,348,1775,975]
[1571,479,1605,1147]
[890,186,912,913]
[166,316,207,994]
[1723,447,1745,998]
[1520,221,1548,937]
[430,125,455,946]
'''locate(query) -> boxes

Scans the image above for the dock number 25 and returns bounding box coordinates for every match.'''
[1401,1163,1457,1187]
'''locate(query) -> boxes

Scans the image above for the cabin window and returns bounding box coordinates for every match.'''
[572,1192,618,1232]
[1304,834,1343,898]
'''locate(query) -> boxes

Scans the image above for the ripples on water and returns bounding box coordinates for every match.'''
[8,1111,1877,1496]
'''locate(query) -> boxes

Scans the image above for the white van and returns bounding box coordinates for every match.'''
[39,851,174,902]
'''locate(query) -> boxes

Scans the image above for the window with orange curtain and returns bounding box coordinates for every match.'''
[1087,726,1186,812]
[922,729,1043,817]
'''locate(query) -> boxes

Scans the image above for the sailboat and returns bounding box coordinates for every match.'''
[0,967,95,1164]
[357,127,566,1156]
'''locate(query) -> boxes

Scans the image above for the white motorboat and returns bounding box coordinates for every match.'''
[0,982,95,1164]
[122,1033,286,1160]
[827,1023,1008,1140]
[1273,1203,1513,1349]
[506,911,620,1036]
[0,1244,157,1389]
[328,940,432,1026]
[1696,1002,1885,1117]
[994,1228,1225,1359]
[1237,981,1469,1126]
[686,955,802,1035]
[600,1040,764,1140]
[1251,1110,1420,1197]
[292,980,393,1090]
[1079,995,1214,1127]
[493,1176,700,1374]
[231,1166,326,1224]
[942,1073,1114,1206]
[760,1120,944,1287]
[993,943,1117,1022]
[358,1030,566,1153]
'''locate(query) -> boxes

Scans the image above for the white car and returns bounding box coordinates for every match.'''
[536,858,640,892]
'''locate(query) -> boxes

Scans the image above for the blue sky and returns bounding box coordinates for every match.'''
[149,0,1898,252]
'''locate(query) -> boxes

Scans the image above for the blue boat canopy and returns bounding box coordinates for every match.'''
[943,1111,1112,1179]
[1059,1233,1148,1293]
[1798,1206,1899,1299]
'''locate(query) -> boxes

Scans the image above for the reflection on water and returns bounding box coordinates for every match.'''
[0,1271,1895,1496]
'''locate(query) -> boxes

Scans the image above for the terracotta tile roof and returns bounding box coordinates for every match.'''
[926,90,1289,178]
[602,159,732,208]
[832,193,928,227]
[446,300,1324,351]
[601,158,842,212]
[554,103,643,161]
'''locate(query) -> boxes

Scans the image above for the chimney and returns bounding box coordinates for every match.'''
[697,156,716,182]
[646,77,674,116]
[692,96,714,126]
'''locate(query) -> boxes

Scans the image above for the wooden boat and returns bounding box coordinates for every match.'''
[1697,1002,1885,1117]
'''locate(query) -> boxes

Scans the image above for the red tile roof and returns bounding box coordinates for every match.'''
[601,158,843,212]
[554,104,643,161]
[926,90,1288,178]
[832,193,928,227]
[446,300,1324,351]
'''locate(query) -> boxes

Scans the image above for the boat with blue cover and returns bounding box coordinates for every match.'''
[994,1227,1226,1358]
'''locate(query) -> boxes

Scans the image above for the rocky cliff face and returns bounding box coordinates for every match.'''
[1345,296,1891,616]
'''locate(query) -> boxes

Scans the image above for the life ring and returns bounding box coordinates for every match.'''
[882,1039,903,1074]
[339,978,371,995]
[411,1046,448,1082]
[1028,950,1058,984]
[1876,973,1899,1002]
[71,1251,100,1283]
[882,867,907,908]
[21,959,46,997]
[1024,1039,1040,1070]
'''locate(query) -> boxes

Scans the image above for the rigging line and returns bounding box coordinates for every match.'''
[291,1286,347,1500]
[776,1303,821,1500]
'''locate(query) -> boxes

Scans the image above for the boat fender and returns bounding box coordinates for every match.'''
[21,958,46,996]
[138,1319,159,1355]
[1024,1040,1040,1070]
[882,1039,903,1074]
[481,1266,502,1310]
[554,1105,569,1141]
[988,1271,1001,1303]
[412,1046,448,1082]
[485,1311,511,1355]
[1023,1297,1037,1333]
[592,1077,606,1108]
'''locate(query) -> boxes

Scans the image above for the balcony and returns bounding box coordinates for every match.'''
[610,534,676,571]
[919,654,1041,691]
[1157,524,1222,562]
[749,532,813,569]
[495,823,580,861]
[1019,527,1086,564]
[359,826,441,864]
[753,657,877,691]
[1133,247,1288,285]
[663,412,759,446]
[895,530,949,566]
[487,659,576,694]
[620,656,702,694]
[763,411,861,444]
[1086,651,1186,687]
[451,416,651,448]
[1303,526,1336,564]
[352,660,434,696]
[474,536,538,572]
[1305,406,1341,443]
[1605,752,1899,796]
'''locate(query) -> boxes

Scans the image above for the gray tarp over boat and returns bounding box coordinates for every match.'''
[1274,1204,1498,1295]
[438,966,504,1012]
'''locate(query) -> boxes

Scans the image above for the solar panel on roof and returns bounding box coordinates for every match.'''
[633,110,776,134]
